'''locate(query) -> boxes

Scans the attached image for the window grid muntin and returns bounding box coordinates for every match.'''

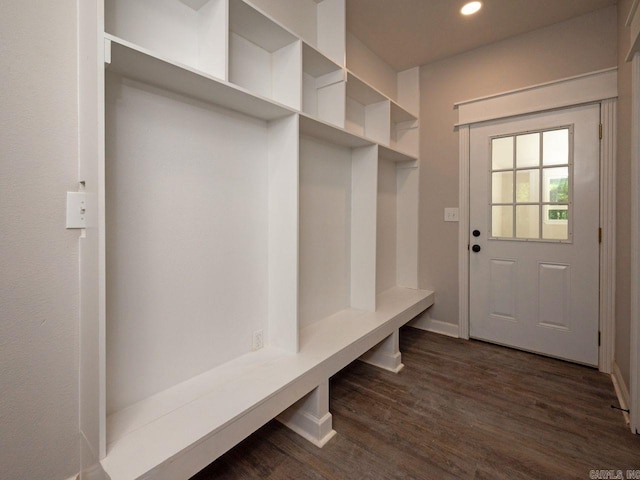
[488,126,573,242]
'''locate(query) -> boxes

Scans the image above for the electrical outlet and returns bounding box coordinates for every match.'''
[444,207,459,222]
[252,330,264,351]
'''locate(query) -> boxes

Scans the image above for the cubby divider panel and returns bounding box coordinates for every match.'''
[267,114,300,352]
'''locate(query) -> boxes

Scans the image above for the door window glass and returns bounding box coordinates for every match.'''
[490,127,571,241]
[516,133,540,168]
[492,206,513,238]
[491,136,514,170]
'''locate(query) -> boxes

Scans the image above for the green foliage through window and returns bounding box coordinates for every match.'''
[548,177,568,203]
[548,209,568,220]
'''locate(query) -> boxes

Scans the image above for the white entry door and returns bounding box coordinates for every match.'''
[469,104,600,366]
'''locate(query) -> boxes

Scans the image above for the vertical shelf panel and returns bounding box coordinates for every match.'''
[105,0,228,80]
[268,114,300,352]
[229,0,301,110]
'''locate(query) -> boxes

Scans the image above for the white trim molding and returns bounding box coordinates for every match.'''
[455,68,617,126]
[456,69,618,372]
[627,0,640,61]
[612,361,631,426]
[409,311,460,338]
[458,125,470,340]
[600,99,617,374]
[630,53,640,434]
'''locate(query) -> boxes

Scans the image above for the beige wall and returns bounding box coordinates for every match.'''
[418,7,617,326]
[616,0,633,388]
[0,1,80,479]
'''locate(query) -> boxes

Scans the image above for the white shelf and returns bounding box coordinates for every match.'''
[100,287,434,480]
[378,144,418,163]
[346,71,387,106]
[105,35,295,121]
[298,116,416,162]
[299,113,372,148]
[303,42,342,78]
[391,101,418,124]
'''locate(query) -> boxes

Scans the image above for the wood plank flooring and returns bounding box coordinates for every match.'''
[191,327,639,479]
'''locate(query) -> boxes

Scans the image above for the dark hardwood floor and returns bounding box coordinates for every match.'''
[192,327,640,479]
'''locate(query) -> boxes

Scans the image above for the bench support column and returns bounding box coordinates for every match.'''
[359,329,404,373]
[277,380,336,447]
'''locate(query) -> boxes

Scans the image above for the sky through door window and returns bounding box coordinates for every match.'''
[490,126,572,241]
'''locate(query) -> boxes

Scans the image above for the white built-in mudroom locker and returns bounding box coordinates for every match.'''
[79,0,434,478]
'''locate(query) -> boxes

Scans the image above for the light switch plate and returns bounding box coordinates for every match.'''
[66,192,87,229]
[444,208,459,222]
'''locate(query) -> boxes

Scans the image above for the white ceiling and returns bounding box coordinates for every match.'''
[346,0,617,71]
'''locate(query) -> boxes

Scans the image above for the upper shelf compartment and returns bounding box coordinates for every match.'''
[245,0,345,66]
[390,102,419,157]
[229,0,301,110]
[105,0,227,81]
[302,44,345,128]
[345,72,390,146]
[105,35,294,122]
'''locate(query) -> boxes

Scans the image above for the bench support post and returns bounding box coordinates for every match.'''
[277,380,336,448]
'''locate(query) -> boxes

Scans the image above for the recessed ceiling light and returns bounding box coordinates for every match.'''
[461,1,482,15]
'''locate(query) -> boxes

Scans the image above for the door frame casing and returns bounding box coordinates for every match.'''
[455,68,618,373]
[627,0,640,434]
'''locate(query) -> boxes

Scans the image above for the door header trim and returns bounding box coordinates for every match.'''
[454,68,617,127]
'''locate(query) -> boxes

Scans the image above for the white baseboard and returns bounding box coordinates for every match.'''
[408,313,459,338]
[612,361,631,426]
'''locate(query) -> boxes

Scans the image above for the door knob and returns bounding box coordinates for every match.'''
[472,244,481,253]
[473,229,481,237]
